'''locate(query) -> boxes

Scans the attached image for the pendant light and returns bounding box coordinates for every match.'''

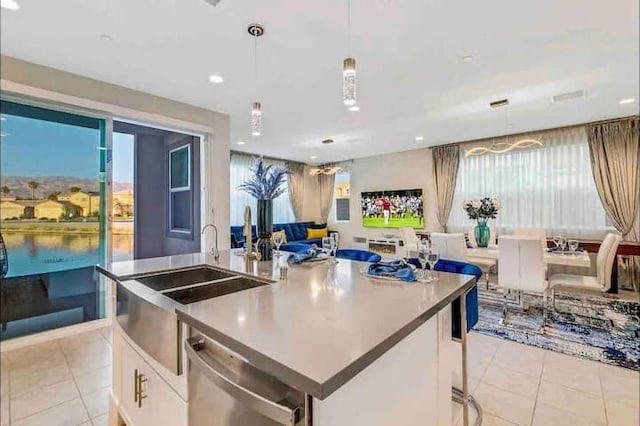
[343,0,357,107]
[249,24,264,136]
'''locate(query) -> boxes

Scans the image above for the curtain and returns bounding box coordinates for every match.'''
[318,174,336,224]
[587,117,640,241]
[448,126,610,238]
[286,161,305,221]
[229,153,295,226]
[432,145,460,231]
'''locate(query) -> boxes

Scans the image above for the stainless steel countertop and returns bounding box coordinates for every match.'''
[97,250,476,400]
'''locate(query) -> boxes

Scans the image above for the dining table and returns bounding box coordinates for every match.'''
[466,246,592,268]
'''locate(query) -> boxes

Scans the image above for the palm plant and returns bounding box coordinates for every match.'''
[238,158,289,200]
[27,180,39,199]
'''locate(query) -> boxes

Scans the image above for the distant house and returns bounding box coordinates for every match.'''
[0,200,25,220]
[112,189,134,216]
[34,200,82,220]
[58,191,101,216]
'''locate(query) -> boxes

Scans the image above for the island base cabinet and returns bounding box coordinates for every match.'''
[312,309,452,426]
[118,337,187,426]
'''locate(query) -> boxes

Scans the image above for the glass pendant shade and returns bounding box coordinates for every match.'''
[343,57,357,106]
[251,102,262,136]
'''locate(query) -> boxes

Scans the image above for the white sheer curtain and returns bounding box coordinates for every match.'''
[448,126,611,238]
[230,153,295,226]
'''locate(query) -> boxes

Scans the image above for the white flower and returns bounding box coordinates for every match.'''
[493,199,501,209]
[471,199,481,209]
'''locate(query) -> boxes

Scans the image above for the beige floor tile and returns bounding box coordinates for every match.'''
[481,363,540,399]
[12,398,89,426]
[605,400,640,426]
[10,378,79,421]
[75,365,112,396]
[532,402,605,426]
[101,326,113,345]
[1,393,9,426]
[82,386,110,419]
[542,356,601,396]
[63,337,111,363]
[92,413,109,426]
[10,362,73,398]
[537,380,606,424]
[9,344,66,377]
[599,364,639,408]
[67,351,111,377]
[59,330,106,354]
[474,382,535,426]
[492,340,546,377]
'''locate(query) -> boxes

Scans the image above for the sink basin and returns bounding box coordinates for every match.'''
[134,266,236,291]
[163,277,270,304]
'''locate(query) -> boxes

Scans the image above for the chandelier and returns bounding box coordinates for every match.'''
[464,138,543,156]
[309,164,343,176]
[342,0,357,107]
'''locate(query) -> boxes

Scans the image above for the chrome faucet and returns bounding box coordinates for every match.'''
[201,224,220,261]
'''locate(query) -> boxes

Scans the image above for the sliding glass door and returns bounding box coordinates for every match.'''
[0,100,108,340]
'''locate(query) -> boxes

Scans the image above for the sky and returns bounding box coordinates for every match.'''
[0,114,134,183]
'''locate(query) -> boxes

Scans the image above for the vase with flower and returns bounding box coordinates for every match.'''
[463,197,500,247]
[238,158,289,261]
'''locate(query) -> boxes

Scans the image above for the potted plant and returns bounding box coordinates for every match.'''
[238,158,289,260]
[463,197,500,247]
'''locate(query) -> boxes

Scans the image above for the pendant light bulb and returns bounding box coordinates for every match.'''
[251,102,262,136]
[343,57,357,106]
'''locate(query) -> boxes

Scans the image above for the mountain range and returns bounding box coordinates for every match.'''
[0,176,133,199]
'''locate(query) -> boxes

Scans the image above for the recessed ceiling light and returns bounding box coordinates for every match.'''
[100,34,113,42]
[322,139,334,145]
[619,98,636,104]
[349,105,360,112]
[415,136,424,141]
[462,55,473,62]
[310,155,317,160]
[237,141,245,145]
[208,74,224,84]
[1,0,20,10]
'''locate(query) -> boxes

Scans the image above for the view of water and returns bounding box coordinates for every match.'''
[3,232,133,278]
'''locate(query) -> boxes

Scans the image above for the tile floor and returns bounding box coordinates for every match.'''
[1,326,638,426]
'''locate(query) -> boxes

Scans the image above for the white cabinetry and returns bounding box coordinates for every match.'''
[115,330,187,426]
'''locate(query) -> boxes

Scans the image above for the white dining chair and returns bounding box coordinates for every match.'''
[400,227,420,258]
[430,232,467,262]
[514,228,548,251]
[549,233,622,296]
[466,227,498,287]
[497,235,549,329]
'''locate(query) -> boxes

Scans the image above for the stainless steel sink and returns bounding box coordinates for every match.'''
[113,265,274,375]
[134,266,235,291]
[163,277,270,304]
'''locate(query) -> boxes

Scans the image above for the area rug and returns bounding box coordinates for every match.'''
[474,290,640,371]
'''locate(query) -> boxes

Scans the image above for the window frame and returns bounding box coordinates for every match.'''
[168,143,192,235]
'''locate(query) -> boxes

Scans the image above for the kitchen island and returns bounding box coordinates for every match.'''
[98,251,476,426]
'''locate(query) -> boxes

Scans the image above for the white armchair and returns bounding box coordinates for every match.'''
[549,233,622,294]
[514,227,548,251]
[400,227,420,258]
[429,232,467,262]
[497,235,549,328]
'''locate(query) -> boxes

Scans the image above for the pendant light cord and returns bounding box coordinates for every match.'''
[347,0,352,55]
[254,33,258,99]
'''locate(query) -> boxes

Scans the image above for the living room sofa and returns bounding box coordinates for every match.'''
[230,221,330,249]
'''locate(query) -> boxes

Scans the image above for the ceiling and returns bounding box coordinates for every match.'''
[1,0,638,164]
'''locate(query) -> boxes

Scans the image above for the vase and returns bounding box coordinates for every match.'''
[474,220,490,248]
[256,199,273,261]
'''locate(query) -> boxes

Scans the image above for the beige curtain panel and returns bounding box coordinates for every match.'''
[587,116,640,241]
[318,174,336,224]
[286,161,305,221]
[432,145,460,231]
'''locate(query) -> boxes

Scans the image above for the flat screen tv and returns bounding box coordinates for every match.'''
[361,188,424,229]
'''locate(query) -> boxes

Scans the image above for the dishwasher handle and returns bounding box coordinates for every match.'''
[185,338,303,426]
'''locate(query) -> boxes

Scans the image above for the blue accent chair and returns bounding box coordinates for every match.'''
[280,243,312,253]
[336,249,382,263]
[407,258,481,339]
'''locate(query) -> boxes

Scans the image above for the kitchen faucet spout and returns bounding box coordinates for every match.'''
[201,224,220,261]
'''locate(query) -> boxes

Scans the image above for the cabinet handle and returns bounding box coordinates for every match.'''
[136,372,148,408]
[134,369,139,403]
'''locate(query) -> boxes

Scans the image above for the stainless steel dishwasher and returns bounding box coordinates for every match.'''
[185,334,307,426]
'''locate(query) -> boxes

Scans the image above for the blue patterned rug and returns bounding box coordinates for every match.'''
[474,290,640,371]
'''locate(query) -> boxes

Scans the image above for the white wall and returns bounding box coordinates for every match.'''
[328,149,441,248]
